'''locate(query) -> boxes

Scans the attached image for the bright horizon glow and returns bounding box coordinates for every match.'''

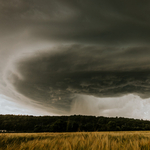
[70,94,150,120]
[0,94,55,116]
[1,93,150,120]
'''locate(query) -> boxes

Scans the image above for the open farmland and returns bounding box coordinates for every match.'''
[1,131,150,150]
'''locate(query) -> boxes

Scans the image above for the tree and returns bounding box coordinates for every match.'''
[107,121,116,131]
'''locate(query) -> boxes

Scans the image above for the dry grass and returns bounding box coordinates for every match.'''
[1,131,150,150]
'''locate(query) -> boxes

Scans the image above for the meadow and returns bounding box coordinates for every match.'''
[1,131,150,150]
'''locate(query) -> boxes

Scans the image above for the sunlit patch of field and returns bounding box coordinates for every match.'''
[1,131,150,150]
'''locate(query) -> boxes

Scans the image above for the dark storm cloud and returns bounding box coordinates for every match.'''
[2,0,150,115]
[30,0,150,45]
[1,0,150,45]
[6,45,150,113]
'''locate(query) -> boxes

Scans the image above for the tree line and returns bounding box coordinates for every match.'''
[0,115,150,132]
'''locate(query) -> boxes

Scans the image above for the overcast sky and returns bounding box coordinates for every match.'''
[1,0,150,119]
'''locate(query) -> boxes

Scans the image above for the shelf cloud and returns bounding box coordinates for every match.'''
[5,45,150,113]
[1,0,150,117]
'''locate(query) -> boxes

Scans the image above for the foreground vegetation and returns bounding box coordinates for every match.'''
[1,132,150,150]
[1,115,150,132]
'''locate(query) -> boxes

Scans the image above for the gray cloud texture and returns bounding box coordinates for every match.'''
[6,45,150,113]
[1,0,150,116]
[1,0,150,45]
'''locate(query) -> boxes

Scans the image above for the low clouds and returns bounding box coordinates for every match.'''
[1,0,150,117]
[5,45,150,113]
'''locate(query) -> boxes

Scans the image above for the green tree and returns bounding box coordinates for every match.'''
[107,121,116,131]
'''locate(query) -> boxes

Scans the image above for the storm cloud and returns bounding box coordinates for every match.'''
[1,0,150,45]
[5,45,150,113]
[1,0,150,116]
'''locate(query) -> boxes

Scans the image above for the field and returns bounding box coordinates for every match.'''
[1,132,150,150]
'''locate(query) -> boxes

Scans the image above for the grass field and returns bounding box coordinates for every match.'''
[1,131,150,150]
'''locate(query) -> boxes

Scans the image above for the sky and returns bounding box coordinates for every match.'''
[1,0,150,119]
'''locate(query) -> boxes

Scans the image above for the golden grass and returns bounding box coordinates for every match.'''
[1,131,150,150]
